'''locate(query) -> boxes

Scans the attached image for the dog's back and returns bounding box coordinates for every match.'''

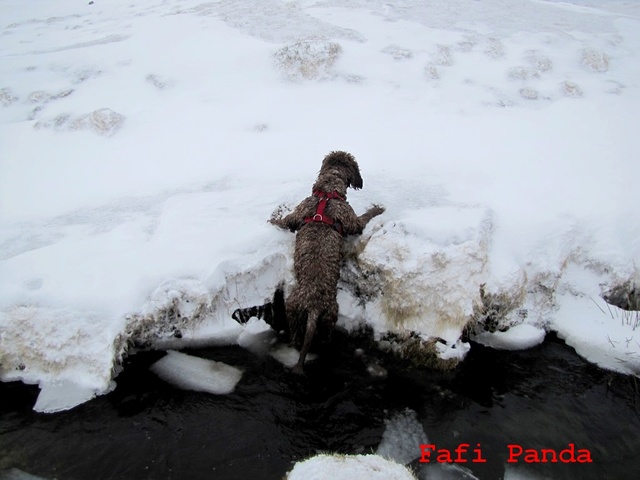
[287,220,343,348]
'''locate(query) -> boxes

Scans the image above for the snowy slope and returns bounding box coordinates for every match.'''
[1,0,639,412]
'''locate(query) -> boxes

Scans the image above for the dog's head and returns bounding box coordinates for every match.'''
[319,151,363,190]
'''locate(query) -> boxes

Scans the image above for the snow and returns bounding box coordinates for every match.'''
[295,408,480,479]
[1,0,639,417]
[286,453,417,480]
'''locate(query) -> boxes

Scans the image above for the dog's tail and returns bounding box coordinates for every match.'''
[232,287,287,334]
[292,308,320,375]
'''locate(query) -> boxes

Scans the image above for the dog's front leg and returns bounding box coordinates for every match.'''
[358,204,385,230]
[269,210,303,233]
[292,309,319,374]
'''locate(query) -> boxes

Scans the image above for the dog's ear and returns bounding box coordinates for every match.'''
[322,151,363,190]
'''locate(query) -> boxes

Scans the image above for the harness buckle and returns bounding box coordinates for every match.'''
[312,214,323,222]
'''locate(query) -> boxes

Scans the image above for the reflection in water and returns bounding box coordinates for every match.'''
[1,332,639,480]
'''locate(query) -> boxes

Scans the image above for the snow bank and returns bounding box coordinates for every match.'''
[338,206,492,362]
[0,306,122,412]
[1,0,639,411]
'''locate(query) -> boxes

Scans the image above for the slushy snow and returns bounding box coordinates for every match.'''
[1,0,639,418]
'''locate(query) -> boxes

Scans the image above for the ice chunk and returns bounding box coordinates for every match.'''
[0,468,51,480]
[269,344,316,368]
[473,324,546,351]
[377,408,429,465]
[34,380,100,413]
[150,350,242,395]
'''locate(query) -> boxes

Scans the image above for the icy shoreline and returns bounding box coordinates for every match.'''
[2,207,637,413]
[1,0,639,413]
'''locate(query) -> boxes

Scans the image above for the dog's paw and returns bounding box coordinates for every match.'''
[269,215,299,232]
[367,204,386,217]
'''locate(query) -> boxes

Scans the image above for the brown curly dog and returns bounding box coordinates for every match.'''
[234,151,384,374]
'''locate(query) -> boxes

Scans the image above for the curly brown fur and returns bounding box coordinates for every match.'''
[270,151,384,373]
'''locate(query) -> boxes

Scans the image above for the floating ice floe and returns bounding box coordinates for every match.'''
[269,344,317,369]
[150,350,243,395]
[377,408,429,465]
[473,324,547,351]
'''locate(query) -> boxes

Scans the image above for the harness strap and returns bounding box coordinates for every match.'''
[304,190,344,235]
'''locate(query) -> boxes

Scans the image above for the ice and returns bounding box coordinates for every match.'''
[0,469,51,480]
[377,408,429,465]
[269,344,317,368]
[473,324,547,351]
[286,454,417,480]
[0,0,639,412]
[149,350,243,395]
[33,379,105,414]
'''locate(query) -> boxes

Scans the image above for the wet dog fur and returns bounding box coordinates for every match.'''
[268,151,384,373]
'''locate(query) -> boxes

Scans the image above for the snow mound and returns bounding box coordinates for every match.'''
[0,88,19,106]
[34,108,125,136]
[274,38,343,81]
[150,350,243,395]
[342,206,493,361]
[287,454,417,480]
[377,408,429,465]
[0,306,122,412]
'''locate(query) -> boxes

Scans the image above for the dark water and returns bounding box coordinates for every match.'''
[1,332,639,480]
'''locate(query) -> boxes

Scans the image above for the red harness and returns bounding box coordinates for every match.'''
[304,190,344,235]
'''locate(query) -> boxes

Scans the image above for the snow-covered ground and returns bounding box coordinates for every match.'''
[1,0,639,421]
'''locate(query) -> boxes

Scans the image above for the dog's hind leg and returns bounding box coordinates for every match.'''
[232,286,288,337]
[292,308,319,375]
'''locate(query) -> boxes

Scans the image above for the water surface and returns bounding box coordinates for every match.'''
[1,332,639,480]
